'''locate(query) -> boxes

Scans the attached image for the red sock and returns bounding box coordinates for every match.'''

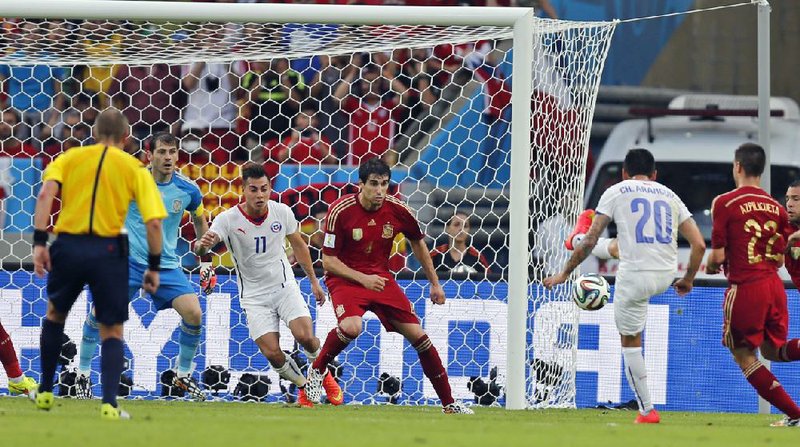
[413,335,454,406]
[745,361,800,419]
[0,323,23,379]
[312,327,355,372]
[779,339,800,361]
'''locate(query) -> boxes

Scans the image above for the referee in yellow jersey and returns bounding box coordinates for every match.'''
[31,108,167,420]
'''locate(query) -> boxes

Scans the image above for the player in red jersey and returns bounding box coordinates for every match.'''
[782,181,800,289]
[706,143,800,427]
[0,321,37,395]
[304,157,473,414]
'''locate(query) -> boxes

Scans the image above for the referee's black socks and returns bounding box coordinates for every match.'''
[101,338,125,407]
[39,319,65,393]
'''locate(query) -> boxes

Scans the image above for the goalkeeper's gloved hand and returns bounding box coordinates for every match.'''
[200,261,217,296]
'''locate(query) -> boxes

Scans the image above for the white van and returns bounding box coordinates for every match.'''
[582,94,800,280]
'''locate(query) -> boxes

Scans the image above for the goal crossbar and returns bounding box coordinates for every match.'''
[0,0,531,26]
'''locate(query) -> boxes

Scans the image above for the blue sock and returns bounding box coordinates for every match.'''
[39,319,65,393]
[79,312,100,375]
[177,321,201,377]
[100,338,124,407]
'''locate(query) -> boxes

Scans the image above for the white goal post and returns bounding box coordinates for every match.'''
[0,0,615,409]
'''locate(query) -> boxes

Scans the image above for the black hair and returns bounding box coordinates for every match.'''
[147,131,178,151]
[358,157,391,184]
[789,179,800,189]
[241,162,268,184]
[623,148,656,177]
[734,143,766,177]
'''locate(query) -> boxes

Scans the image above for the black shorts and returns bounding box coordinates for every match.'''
[47,234,129,325]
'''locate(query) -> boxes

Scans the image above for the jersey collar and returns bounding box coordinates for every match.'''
[237,203,269,225]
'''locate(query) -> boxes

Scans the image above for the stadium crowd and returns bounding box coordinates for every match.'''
[0,10,533,274]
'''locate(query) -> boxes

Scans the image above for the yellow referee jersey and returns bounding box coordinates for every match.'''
[42,144,167,237]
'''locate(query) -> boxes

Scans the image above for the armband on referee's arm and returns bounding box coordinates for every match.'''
[148,253,162,272]
[33,229,49,247]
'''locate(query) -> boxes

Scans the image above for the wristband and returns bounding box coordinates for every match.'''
[148,253,161,271]
[33,229,48,247]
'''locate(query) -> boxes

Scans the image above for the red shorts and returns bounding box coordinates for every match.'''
[722,275,788,350]
[326,276,420,333]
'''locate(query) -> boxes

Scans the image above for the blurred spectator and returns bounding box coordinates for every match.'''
[333,61,405,166]
[390,48,438,138]
[181,60,238,163]
[0,109,37,157]
[44,108,92,157]
[75,21,123,110]
[242,58,307,150]
[177,24,239,163]
[309,55,351,159]
[108,57,184,145]
[430,211,491,274]
[287,205,326,268]
[271,104,336,165]
[0,21,68,142]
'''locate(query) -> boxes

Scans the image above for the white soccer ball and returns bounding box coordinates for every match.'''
[572,273,610,311]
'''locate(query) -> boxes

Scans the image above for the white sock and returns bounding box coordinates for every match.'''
[622,346,653,415]
[592,237,614,259]
[8,375,21,383]
[274,356,306,387]
[304,346,321,363]
[571,234,585,249]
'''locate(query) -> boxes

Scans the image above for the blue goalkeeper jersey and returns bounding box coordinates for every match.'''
[125,171,204,270]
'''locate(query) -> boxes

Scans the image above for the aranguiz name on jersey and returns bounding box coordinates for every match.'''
[618,184,675,199]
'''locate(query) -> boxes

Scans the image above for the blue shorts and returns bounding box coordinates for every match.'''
[128,262,196,311]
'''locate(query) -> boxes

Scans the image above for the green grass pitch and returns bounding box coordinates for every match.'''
[0,397,795,447]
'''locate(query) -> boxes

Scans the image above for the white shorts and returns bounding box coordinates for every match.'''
[613,269,674,336]
[241,282,311,340]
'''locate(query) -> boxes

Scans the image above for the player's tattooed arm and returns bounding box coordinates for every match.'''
[543,214,610,289]
[564,213,611,275]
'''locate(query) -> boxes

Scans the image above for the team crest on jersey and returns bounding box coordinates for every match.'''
[792,247,800,260]
[382,224,394,239]
[172,199,182,213]
[335,304,345,317]
[353,228,363,241]
[271,222,282,233]
[368,219,376,226]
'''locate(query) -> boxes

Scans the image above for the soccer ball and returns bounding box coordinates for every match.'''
[572,273,610,311]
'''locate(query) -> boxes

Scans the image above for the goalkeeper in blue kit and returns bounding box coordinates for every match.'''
[76,132,214,401]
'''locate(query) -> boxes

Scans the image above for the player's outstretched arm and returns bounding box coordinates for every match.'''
[32,180,60,277]
[674,218,706,296]
[409,238,445,305]
[322,253,386,292]
[194,231,221,257]
[287,231,326,305]
[543,214,611,289]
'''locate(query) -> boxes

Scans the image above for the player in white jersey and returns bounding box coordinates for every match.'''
[194,163,334,407]
[544,148,706,424]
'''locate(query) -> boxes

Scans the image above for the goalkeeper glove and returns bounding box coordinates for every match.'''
[199,262,217,296]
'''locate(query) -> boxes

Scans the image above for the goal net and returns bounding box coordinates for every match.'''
[0,3,614,408]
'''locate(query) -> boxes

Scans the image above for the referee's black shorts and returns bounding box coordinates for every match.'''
[47,234,129,325]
